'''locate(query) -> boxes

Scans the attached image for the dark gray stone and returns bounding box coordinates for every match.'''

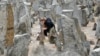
[0,41,5,55]
[95,18,100,39]
[81,9,89,26]
[7,34,31,56]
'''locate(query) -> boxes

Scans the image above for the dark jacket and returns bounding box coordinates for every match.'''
[44,18,54,36]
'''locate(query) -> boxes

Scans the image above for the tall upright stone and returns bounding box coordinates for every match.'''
[5,1,31,56]
[58,14,89,56]
[5,4,14,48]
[0,2,7,55]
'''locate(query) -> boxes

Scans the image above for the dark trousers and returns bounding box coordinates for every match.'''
[44,28,50,36]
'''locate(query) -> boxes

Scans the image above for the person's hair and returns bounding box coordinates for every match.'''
[46,18,52,22]
[40,17,46,21]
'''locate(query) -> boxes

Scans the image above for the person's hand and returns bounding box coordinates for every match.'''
[42,27,47,30]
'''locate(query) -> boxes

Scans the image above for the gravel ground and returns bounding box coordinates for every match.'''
[81,21,97,50]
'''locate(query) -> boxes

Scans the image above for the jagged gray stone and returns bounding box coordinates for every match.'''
[91,48,100,56]
[95,18,100,39]
[59,15,89,56]
[7,34,31,56]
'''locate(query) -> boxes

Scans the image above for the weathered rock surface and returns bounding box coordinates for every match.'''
[90,48,100,56]
[7,34,31,56]
[95,18,100,39]
[31,43,81,56]
[95,3,100,39]
[81,9,89,26]
[13,2,28,34]
[58,15,90,56]
[0,4,7,56]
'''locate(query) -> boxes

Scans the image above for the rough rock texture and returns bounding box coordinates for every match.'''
[80,9,89,26]
[11,0,32,35]
[0,41,5,55]
[57,0,89,27]
[5,4,14,47]
[56,51,81,56]
[13,2,28,34]
[33,45,81,56]
[7,34,31,56]
[95,18,100,39]
[76,0,89,26]
[95,3,100,38]
[90,48,100,56]
[58,15,90,56]
[93,2,100,49]
[94,17,100,48]
[86,0,94,22]
[0,4,7,56]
